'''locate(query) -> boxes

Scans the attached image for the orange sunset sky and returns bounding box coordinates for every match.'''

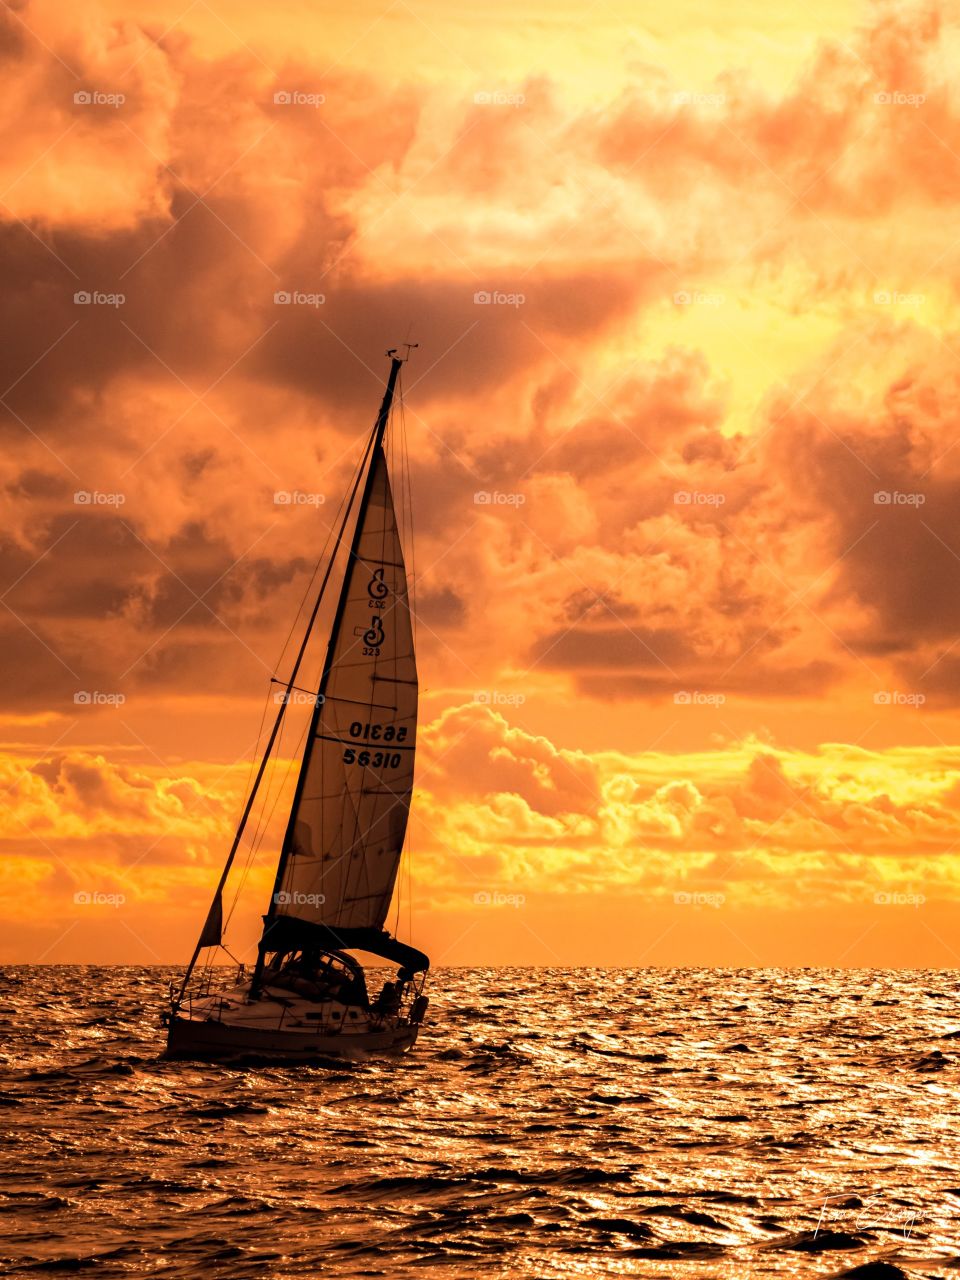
[2,0,960,967]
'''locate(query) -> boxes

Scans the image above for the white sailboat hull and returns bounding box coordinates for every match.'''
[165,982,422,1060]
[166,1012,419,1060]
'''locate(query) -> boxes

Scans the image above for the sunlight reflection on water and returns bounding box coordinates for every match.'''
[1,965,958,1277]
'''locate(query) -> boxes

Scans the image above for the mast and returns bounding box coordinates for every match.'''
[174,349,410,1008]
[251,349,410,988]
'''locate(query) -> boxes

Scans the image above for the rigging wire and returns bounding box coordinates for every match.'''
[219,439,371,936]
[232,715,311,915]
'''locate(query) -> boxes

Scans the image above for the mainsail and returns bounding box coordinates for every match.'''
[270,442,417,935]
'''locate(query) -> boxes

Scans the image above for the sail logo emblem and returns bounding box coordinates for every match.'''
[363,615,385,648]
[367,567,388,600]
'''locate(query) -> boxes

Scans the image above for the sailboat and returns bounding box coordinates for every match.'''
[165,347,429,1060]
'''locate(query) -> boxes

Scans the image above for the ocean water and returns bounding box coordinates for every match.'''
[1,966,958,1279]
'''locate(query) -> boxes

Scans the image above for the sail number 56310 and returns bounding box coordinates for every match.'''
[343,747,403,768]
[348,721,408,742]
[342,721,407,769]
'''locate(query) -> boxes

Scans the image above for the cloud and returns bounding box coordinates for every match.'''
[3,0,960,961]
[761,323,960,699]
[3,747,234,846]
[411,704,960,910]
[1,701,957,961]
[0,4,178,232]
